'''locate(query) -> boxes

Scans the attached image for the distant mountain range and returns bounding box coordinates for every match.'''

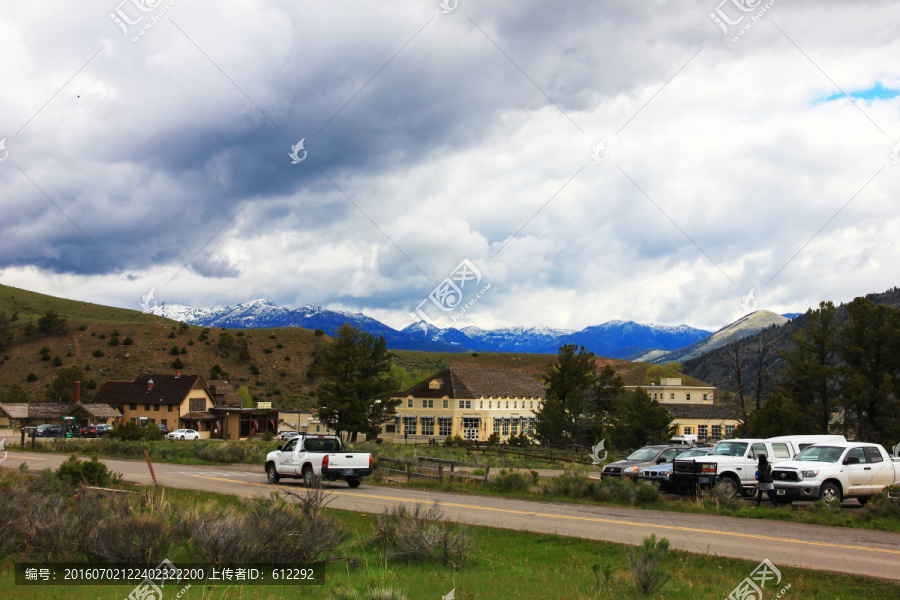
[149,299,713,358]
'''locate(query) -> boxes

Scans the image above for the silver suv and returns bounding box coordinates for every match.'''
[601,445,689,481]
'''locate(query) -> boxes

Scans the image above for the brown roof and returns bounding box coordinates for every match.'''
[665,404,738,420]
[72,403,122,419]
[399,367,546,399]
[0,403,77,419]
[92,380,132,405]
[111,373,209,406]
[182,411,217,420]
[207,380,242,407]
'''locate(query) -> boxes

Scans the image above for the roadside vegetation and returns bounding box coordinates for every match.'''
[0,464,897,599]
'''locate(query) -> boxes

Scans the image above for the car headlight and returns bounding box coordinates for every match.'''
[624,466,639,473]
[700,463,717,474]
[801,470,819,478]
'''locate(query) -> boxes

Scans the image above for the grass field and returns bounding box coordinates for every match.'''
[1,482,897,600]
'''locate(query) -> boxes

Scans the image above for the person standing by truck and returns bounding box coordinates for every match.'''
[756,453,777,508]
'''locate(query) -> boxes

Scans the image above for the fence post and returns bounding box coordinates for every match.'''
[406,461,411,483]
[483,466,490,483]
[438,464,444,482]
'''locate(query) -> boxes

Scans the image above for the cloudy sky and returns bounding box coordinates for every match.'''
[1,0,899,333]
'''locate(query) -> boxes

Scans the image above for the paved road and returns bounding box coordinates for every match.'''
[7,451,900,582]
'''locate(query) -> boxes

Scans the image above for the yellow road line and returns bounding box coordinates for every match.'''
[7,454,48,461]
[181,476,900,558]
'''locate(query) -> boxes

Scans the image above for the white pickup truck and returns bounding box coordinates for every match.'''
[265,434,373,488]
[772,442,900,505]
[671,435,846,498]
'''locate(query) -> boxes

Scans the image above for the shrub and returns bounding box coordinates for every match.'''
[444,434,469,448]
[51,356,62,366]
[542,470,592,497]
[170,345,179,356]
[372,503,473,565]
[171,357,184,369]
[89,513,171,564]
[92,350,104,357]
[123,336,133,345]
[55,455,120,487]
[490,469,536,493]
[108,421,164,441]
[41,353,51,361]
[623,534,670,596]
[26,372,38,382]
[183,503,247,565]
[242,494,346,563]
[108,335,119,346]
[590,477,660,506]
[330,588,409,600]
[486,433,501,446]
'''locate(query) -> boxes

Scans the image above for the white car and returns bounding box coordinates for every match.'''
[278,431,300,441]
[167,428,200,440]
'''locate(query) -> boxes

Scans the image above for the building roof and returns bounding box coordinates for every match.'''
[399,367,546,399]
[0,402,81,420]
[182,411,217,420]
[72,403,122,419]
[206,380,243,407]
[92,380,132,405]
[665,403,738,420]
[110,373,208,406]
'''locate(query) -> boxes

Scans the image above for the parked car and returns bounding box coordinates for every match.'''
[166,429,200,440]
[772,442,900,505]
[158,424,170,435]
[601,445,689,481]
[640,447,711,492]
[277,431,300,441]
[265,434,372,488]
[34,424,64,438]
[79,425,102,438]
[94,424,113,435]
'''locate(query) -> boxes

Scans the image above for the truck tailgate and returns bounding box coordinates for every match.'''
[325,453,370,469]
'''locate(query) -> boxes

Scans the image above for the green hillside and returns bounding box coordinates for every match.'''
[0,284,710,406]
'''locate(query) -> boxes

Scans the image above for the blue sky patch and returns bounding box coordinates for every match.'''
[820,82,899,103]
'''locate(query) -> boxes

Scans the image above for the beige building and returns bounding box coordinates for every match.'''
[386,367,545,443]
[625,377,738,442]
[101,373,279,440]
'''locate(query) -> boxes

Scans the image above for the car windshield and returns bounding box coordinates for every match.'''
[709,442,749,457]
[626,448,663,461]
[792,446,844,463]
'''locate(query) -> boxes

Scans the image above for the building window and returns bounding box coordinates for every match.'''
[315,425,320,432]
[442,399,448,409]
[670,393,675,400]
[479,401,483,408]
[429,379,442,390]
[505,401,509,408]
[493,418,501,435]
[502,419,509,435]
[438,417,452,436]
[530,401,533,408]
[161,419,167,426]
[489,401,492,409]
[513,401,517,409]
[154,405,159,411]
[683,426,692,435]
[190,398,205,412]
[686,393,691,401]
[711,425,721,439]
[129,403,137,410]
[703,394,708,402]
[698,425,708,440]
[145,404,150,411]
[509,419,519,435]
[403,416,417,435]
[408,399,413,408]
[422,399,433,408]
[420,417,434,436]
[725,425,735,437]
[458,400,471,409]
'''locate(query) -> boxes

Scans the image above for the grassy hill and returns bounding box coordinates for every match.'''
[0,284,711,407]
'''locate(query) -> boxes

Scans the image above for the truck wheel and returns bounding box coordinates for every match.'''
[718,477,740,499]
[347,479,361,489]
[303,467,318,488]
[858,496,870,506]
[819,482,842,503]
[266,463,280,484]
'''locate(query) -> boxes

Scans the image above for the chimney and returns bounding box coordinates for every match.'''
[175,370,181,378]
[73,380,81,404]
[147,377,155,391]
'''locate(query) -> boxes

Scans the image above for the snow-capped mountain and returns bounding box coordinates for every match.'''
[634,310,789,364]
[151,298,712,358]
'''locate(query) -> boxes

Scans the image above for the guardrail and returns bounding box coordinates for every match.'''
[376,456,490,483]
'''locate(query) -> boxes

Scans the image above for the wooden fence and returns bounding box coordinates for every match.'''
[377,456,490,483]
[465,445,595,466]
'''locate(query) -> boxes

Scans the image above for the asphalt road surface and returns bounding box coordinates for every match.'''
[7,450,900,582]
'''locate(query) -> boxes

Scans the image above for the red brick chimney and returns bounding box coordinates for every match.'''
[175,369,181,378]
[73,380,81,404]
